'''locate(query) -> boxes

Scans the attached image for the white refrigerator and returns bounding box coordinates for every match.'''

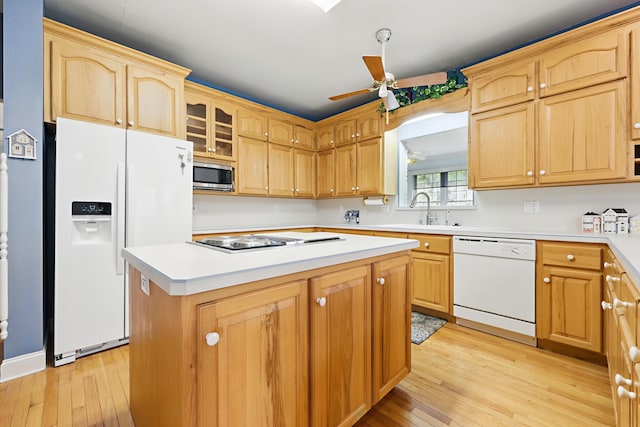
[53,118,193,366]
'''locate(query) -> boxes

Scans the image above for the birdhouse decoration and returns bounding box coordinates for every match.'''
[602,208,628,234]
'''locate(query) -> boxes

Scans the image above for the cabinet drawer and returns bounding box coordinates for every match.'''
[618,274,639,346]
[373,231,408,238]
[408,234,451,254]
[541,242,602,270]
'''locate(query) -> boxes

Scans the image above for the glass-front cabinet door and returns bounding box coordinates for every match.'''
[186,97,210,158]
[213,102,236,161]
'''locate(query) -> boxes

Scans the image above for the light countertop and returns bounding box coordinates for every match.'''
[122,232,419,296]
[194,223,640,286]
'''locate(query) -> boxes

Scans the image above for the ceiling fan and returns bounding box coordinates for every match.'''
[329,28,447,111]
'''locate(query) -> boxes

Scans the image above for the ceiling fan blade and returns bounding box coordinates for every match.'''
[362,56,386,82]
[329,88,371,101]
[395,71,447,88]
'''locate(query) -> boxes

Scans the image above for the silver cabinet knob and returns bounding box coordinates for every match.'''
[527,86,533,92]
[330,188,334,192]
[527,171,533,176]
[539,83,546,89]
[634,123,640,129]
[264,132,269,137]
[316,297,327,307]
[615,374,633,387]
[543,277,551,283]
[601,301,613,310]
[566,254,575,261]
[116,118,123,125]
[128,120,134,127]
[377,277,385,285]
[617,386,637,400]
[539,170,546,175]
[629,345,640,363]
[205,332,220,347]
[604,262,613,268]
[351,187,356,191]
[424,242,430,248]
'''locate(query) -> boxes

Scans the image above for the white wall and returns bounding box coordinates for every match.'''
[192,194,318,232]
[193,182,640,234]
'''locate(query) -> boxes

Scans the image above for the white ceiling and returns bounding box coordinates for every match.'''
[44,0,640,121]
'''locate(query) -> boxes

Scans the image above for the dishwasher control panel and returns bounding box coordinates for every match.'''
[453,236,536,260]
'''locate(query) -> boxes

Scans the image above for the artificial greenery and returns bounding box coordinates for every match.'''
[377,71,468,114]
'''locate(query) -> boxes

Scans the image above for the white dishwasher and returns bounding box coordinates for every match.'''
[453,236,537,345]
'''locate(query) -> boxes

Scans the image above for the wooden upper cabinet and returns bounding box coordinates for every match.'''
[356,138,383,195]
[293,126,315,150]
[538,80,627,184]
[335,144,357,196]
[196,280,309,427]
[316,124,335,151]
[44,19,189,137]
[470,61,536,113]
[470,102,536,188]
[237,136,268,195]
[127,64,184,137]
[48,37,126,127]
[185,89,237,161]
[357,112,383,141]
[630,27,640,140]
[268,119,294,146]
[316,149,335,198]
[334,119,357,146]
[185,91,211,158]
[538,30,627,98]
[268,143,294,196]
[293,149,316,198]
[238,109,268,141]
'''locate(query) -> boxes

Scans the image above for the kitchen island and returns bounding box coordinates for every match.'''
[122,232,418,427]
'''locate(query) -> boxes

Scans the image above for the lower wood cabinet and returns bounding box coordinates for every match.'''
[129,251,411,427]
[197,280,309,427]
[537,241,603,352]
[409,234,452,314]
[310,265,372,426]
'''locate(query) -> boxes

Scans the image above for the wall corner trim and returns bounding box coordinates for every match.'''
[0,348,46,382]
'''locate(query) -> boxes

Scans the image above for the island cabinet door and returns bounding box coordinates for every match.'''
[372,255,411,404]
[196,280,309,427]
[310,265,372,427]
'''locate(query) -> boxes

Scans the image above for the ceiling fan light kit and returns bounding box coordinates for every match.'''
[329,27,448,106]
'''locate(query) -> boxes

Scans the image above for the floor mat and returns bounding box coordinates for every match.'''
[411,312,446,345]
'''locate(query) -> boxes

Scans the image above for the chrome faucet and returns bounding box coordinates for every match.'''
[409,191,435,225]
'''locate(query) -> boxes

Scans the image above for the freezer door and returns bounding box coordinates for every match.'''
[125,130,193,247]
[54,118,127,358]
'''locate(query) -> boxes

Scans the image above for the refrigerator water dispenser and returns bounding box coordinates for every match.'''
[71,201,112,244]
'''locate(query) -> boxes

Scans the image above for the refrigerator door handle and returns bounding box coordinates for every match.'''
[116,162,125,276]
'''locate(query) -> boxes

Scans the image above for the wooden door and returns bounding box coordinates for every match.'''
[126,63,184,137]
[372,255,411,403]
[470,61,536,113]
[335,144,357,196]
[356,138,382,195]
[268,143,294,197]
[539,266,602,352]
[538,81,627,184]
[238,109,268,141]
[538,30,627,98]
[411,252,450,313]
[357,112,382,141]
[631,28,640,140]
[237,137,268,195]
[294,126,315,150]
[293,149,316,198]
[197,280,308,427]
[310,265,372,427]
[469,102,535,188]
[334,119,357,146]
[49,38,126,127]
[185,90,212,158]
[268,119,294,146]
[316,124,335,151]
[212,102,237,161]
[316,149,335,198]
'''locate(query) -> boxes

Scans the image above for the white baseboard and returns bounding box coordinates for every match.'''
[0,348,46,382]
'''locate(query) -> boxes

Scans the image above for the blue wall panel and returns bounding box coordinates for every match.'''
[3,0,44,358]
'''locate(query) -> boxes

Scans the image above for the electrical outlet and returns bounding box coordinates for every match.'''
[523,201,539,214]
[141,274,150,296]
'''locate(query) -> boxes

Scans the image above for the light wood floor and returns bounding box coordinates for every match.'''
[0,323,614,426]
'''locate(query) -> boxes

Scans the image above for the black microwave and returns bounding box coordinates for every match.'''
[193,161,235,191]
